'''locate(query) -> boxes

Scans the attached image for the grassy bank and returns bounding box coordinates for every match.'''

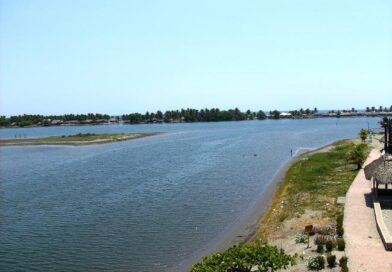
[191,138,373,271]
[0,132,160,146]
[256,139,369,242]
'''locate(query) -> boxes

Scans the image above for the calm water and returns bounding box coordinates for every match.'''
[0,118,380,271]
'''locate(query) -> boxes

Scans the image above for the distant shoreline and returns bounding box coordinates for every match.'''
[0,132,162,146]
[1,112,391,129]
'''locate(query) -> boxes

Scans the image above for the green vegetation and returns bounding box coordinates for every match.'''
[359,129,368,142]
[336,213,344,237]
[270,110,281,119]
[316,244,324,253]
[339,256,349,272]
[2,105,392,127]
[191,243,295,272]
[337,238,345,251]
[257,140,370,241]
[0,109,266,127]
[54,133,141,142]
[253,137,369,271]
[314,234,336,246]
[346,143,368,170]
[0,113,111,127]
[307,255,325,271]
[325,240,334,252]
[295,233,308,244]
[256,110,266,120]
[327,254,337,268]
[285,141,366,200]
[366,105,392,112]
[123,108,261,123]
[0,133,154,146]
[380,116,391,128]
[289,108,317,118]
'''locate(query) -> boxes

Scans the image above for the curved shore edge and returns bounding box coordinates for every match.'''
[0,132,164,146]
[176,140,340,272]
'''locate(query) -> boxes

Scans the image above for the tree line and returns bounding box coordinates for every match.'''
[0,109,267,127]
[0,113,110,127]
[122,108,267,124]
[365,106,392,112]
[2,105,392,127]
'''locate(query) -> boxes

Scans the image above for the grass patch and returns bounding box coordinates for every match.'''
[49,133,143,142]
[0,132,158,146]
[278,212,290,222]
[256,140,370,241]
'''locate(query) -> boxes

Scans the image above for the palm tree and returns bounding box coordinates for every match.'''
[346,144,367,170]
[359,129,368,142]
[380,117,391,154]
[379,117,390,128]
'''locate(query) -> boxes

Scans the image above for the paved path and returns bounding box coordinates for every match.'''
[345,149,392,272]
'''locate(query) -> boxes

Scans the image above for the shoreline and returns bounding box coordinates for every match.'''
[0,132,163,146]
[1,114,391,130]
[178,140,340,271]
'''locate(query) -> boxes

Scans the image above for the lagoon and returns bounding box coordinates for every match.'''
[0,118,381,271]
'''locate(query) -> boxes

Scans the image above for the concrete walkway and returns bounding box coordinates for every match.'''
[344,149,392,272]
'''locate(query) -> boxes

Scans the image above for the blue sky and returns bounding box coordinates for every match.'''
[1,0,391,116]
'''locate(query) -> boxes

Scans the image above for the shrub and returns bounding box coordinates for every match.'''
[337,226,344,237]
[339,256,348,266]
[340,266,348,272]
[339,256,349,272]
[314,235,323,245]
[316,244,324,253]
[307,255,325,271]
[314,234,337,246]
[346,143,368,170]
[337,225,344,237]
[341,266,349,272]
[314,225,336,235]
[278,212,289,222]
[336,214,343,227]
[327,254,336,268]
[295,233,308,244]
[359,128,368,142]
[336,214,344,237]
[337,238,346,251]
[191,243,295,272]
[325,240,334,252]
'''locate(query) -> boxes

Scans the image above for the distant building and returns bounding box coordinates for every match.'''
[109,117,118,123]
[279,112,292,119]
[51,120,63,125]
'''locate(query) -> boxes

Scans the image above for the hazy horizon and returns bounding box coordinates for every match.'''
[1,0,391,116]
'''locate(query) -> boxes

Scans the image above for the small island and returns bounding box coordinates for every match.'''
[0,132,161,146]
